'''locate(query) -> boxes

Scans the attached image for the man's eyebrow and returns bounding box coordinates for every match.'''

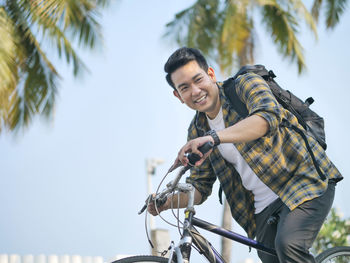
[177,73,202,89]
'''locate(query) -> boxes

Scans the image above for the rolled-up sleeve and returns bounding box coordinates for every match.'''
[186,157,216,204]
[235,72,282,137]
[185,121,217,204]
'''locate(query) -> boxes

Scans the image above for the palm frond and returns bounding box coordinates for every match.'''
[95,0,111,7]
[6,50,58,132]
[164,0,220,57]
[23,0,64,27]
[26,2,87,76]
[290,0,318,39]
[311,0,323,23]
[46,24,87,76]
[0,8,19,132]
[219,0,254,74]
[1,0,59,131]
[0,7,18,89]
[237,18,255,67]
[0,0,108,133]
[325,0,348,28]
[23,0,104,48]
[7,90,22,131]
[260,1,306,73]
[61,0,103,49]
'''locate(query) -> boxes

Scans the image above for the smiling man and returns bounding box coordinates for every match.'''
[148,47,343,263]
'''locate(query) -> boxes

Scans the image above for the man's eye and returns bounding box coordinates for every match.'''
[180,87,188,92]
[195,77,202,83]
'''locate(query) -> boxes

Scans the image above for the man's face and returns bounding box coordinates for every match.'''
[171,60,220,119]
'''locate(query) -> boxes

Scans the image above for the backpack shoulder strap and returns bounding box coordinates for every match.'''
[280,119,326,181]
[222,64,272,118]
[222,77,249,118]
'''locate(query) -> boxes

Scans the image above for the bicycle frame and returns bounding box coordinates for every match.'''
[137,145,346,263]
[166,182,277,263]
[173,210,277,263]
[192,216,277,259]
[152,162,278,263]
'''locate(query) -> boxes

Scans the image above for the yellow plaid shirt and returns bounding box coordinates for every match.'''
[186,72,343,238]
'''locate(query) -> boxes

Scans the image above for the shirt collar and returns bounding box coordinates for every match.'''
[193,83,236,135]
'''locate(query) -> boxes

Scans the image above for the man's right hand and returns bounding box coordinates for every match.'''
[173,136,214,168]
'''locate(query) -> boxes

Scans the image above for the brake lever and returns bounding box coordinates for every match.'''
[139,142,213,215]
[138,194,151,215]
[138,204,147,215]
[167,162,182,173]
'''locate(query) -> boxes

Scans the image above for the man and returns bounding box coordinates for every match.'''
[148,47,343,262]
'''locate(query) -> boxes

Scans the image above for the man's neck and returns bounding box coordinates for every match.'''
[206,99,221,120]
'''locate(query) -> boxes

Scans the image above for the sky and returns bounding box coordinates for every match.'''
[0,1,349,263]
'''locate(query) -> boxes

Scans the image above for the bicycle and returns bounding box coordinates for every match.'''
[113,142,350,263]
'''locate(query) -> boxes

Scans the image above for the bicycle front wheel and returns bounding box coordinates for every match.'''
[316,246,350,263]
[111,255,169,263]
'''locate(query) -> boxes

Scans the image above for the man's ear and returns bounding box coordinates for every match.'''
[173,90,184,103]
[207,67,217,82]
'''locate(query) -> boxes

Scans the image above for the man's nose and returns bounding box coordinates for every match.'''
[191,84,201,95]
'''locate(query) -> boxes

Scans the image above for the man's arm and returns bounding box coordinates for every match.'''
[147,188,202,216]
[176,114,269,167]
[216,114,269,143]
[175,73,280,167]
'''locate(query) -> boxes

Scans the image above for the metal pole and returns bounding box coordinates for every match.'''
[146,158,165,255]
[146,159,156,230]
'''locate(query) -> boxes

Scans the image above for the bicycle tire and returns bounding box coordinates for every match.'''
[111,255,169,263]
[316,246,350,263]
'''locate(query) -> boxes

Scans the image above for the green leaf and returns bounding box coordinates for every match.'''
[0,0,107,133]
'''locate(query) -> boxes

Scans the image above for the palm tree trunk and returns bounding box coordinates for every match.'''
[221,199,232,263]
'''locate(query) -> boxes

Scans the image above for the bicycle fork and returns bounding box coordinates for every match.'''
[167,241,185,263]
[166,215,193,263]
[167,184,196,263]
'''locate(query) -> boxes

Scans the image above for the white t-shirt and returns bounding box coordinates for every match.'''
[206,107,278,214]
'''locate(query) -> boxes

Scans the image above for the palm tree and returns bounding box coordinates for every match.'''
[0,0,109,133]
[163,0,348,262]
[164,0,348,76]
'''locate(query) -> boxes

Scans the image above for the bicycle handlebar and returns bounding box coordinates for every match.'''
[138,141,214,215]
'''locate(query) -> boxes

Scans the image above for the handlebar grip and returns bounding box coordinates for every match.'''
[156,196,167,208]
[187,141,214,166]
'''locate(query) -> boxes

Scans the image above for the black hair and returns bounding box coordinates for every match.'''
[164,47,209,89]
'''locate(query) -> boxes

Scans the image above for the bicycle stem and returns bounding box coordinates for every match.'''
[172,183,196,263]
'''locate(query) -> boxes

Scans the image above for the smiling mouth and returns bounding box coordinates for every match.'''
[194,94,207,103]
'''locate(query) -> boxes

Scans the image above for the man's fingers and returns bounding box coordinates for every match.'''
[191,143,203,158]
[177,147,189,166]
[175,136,213,167]
[147,196,167,216]
[194,149,212,166]
[147,204,159,216]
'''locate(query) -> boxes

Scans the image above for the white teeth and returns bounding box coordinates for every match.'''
[196,95,206,103]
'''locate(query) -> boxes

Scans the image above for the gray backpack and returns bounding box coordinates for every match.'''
[223,64,326,150]
[216,65,327,204]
